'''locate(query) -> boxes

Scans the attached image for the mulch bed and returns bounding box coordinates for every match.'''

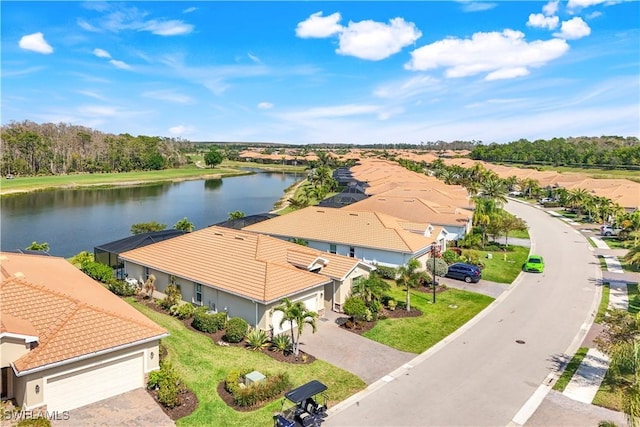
[146,385,198,421]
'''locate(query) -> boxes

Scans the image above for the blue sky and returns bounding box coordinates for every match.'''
[2,1,639,144]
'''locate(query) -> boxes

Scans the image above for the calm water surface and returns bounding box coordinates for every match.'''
[1,171,300,258]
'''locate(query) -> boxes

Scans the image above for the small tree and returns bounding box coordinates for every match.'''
[204,147,223,167]
[142,274,156,298]
[173,217,194,232]
[343,296,368,327]
[273,298,318,356]
[425,258,449,278]
[131,221,167,235]
[228,210,246,220]
[395,259,427,311]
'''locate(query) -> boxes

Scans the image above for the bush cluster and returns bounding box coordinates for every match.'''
[107,280,137,297]
[224,369,291,407]
[147,361,184,408]
[374,265,397,280]
[160,284,182,310]
[170,303,196,319]
[225,317,249,343]
[80,261,115,283]
[192,308,227,333]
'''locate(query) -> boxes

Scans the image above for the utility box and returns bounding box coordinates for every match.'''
[245,370,266,385]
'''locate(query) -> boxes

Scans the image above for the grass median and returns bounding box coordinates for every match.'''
[128,299,366,427]
[553,347,589,392]
[476,245,530,284]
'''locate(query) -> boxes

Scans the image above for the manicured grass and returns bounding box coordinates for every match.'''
[595,283,610,323]
[598,256,608,271]
[128,300,366,427]
[553,347,589,392]
[508,229,530,239]
[592,370,630,413]
[0,165,248,195]
[221,160,307,173]
[476,245,530,284]
[628,283,639,314]
[363,286,494,353]
[621,258,640,274]
[602,238,630,250]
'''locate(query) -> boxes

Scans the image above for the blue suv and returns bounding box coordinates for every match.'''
[445,263,482,283]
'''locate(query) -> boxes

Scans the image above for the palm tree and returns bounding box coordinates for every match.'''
[273,298,318,357]
[479,176,508,208]
[566,188,590,217]
[395,259,426,311]
[624,245,640,269]
[351,273,391,306]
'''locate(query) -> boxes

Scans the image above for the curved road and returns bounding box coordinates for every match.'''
[326,201,601,426]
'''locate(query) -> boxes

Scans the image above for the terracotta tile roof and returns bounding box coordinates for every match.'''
[119,227,369,303]
[0,253,167,374]
[0,313,38,338]
[244,207,436,253]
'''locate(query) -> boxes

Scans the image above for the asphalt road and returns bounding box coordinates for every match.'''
[326,201,601,427]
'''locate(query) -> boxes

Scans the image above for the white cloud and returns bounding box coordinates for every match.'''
[247,53,261,64]
[543,0,560,16]
[78,105,119,117]
[278,104,380,121]
[77,19,100,32]
[76,90,106,100]
[554,17,591,39]
[296,11,343,38]
[183,7,197,14]
[337,18,422,61]
[486,67,530,80]
[405,30,569,80]
[373,75,441,100]
[169,125,194,135]
[459,2,498,12]
[93,48,111,58]
[142,90,193,104]
[527,13,559,30]
[567,0,609,10]
[140,20,194,36]
[109,59,132,70]
[19,32,53,54]
[258,102,274,109]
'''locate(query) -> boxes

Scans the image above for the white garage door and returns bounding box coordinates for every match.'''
[46,353,143,411]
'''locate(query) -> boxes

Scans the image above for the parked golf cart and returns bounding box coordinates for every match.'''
[273,380,328,427]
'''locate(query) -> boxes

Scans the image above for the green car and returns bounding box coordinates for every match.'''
[523,255,545,273]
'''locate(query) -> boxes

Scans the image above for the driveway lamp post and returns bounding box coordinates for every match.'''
[432,243,440,304]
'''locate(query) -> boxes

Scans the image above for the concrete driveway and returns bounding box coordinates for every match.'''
[299,310,415,385]
[51,388,174,427]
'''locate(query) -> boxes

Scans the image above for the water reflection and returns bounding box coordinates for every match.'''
[1,172,300,258]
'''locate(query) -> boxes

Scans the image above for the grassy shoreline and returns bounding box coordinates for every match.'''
[0,162,307,196]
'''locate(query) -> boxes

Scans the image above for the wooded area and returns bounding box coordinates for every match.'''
[470,136,640,168]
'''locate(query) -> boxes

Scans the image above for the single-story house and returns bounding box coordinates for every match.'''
[243,206,445,269]
[0,252,167,412]
[119,226,375,324]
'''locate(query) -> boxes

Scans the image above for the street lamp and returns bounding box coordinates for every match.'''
[432,243,440,304]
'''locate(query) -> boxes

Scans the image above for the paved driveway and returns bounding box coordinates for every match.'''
[299,310,415,385]
[51,388,174,427]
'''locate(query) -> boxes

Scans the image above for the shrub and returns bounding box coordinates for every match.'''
[160,284,182,310]
[425,258,449,277]
[148,361,183,408]
[271,334,292,353]
[442,250,457,264]
[343,296,368,323]
[170,303,195,320]
[462,249,481,266]
[543,201,560,208]
[225,317,249,343]
[80,261,114,283]
[224,369,246,396]
[245,329,270,351]
[192,309,227,333]
[374,265,397,280]
[107,280,137,297]
[225,370,291,407]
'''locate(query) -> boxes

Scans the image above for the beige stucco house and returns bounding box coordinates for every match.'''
[0,252,168,412]
[119,226,375,324]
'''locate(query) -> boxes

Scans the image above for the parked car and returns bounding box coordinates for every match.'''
[444,263,482,283]
[600,225,622,237]
[508,190,523,197]
[523,255,545,273]
[539,197,555,204]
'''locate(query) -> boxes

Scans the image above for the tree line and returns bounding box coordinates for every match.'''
[470,136,640,168]
[0,121,190,176]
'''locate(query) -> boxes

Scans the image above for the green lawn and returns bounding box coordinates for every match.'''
[363,286,494,353]
[553,347,589,392]
[593,370,631,413]
[628,283,639,314]
[595,283,610,323]
[0,166,248,195]
[476,245,530,283]
[621,258,640,274]
[128,300,365,427]
[602,238,631,250]
[508,229,530,239]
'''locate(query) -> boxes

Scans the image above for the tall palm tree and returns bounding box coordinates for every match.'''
[479,177,508,208]
[351,273,391,306]
[273,298,318,356]
[395,258,426,311]
[566,188,591,217]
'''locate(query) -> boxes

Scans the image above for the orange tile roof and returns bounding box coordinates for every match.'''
[119,227,369,303]
[244,207,437,253]
[0,253,167,374]
[0,313,38,338]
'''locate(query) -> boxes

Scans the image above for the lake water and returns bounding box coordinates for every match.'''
[0,171,301,258]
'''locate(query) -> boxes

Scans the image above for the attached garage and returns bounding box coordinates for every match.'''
[270,293,320,336]
[45,353,144,411]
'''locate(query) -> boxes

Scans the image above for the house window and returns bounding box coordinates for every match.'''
[195,283,202,304]
[329,244,337,254]
[349,247,355,258]
[144,267,150,280]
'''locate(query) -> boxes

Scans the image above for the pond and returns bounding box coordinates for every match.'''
[0,171,301,258]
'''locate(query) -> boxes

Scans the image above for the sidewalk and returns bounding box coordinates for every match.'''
[560,237,629,405]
